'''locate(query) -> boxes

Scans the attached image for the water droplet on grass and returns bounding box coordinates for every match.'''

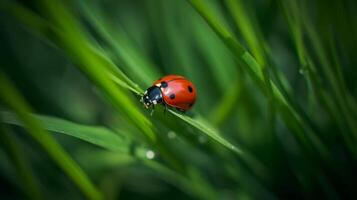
[299,68,305,75]
[145,150,155,159]
[167,131,176,139]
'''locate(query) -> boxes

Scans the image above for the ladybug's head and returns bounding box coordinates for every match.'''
[141,86,163,108]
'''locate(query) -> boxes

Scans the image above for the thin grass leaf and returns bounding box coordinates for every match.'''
[144,159,216,200]
[169,110,269,180]
[1,111,130,152]
[169,110,242,155]
[208,79,242,126]
[76,150,137,172]
[0,73,103,200]
[78,1,161,88]
[302,9,357,138]
[17,0,157,142]
[190,14,238,92]
[225,0,267,67]
[0,124,43,200]
[280,0,357,152]
[188,0,331,159]
[224,0,278,130]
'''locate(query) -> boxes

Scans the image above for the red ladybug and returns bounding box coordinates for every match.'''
[141,75,197,112]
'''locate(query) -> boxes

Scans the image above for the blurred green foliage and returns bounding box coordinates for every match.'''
[1,0,357,199]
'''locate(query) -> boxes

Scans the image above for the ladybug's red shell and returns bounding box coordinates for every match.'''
[153,75,196,111]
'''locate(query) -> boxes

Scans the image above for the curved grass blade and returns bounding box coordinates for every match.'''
[169,110,269,180]
[0,123,43,200]
[78,1,161,88]
[169,110,242,155]
[188,0,331,159]
[208,79,242,126]
[12,0,156,142]
[225,0,267,67]
[1,111,129,152]
[0,74,103,200]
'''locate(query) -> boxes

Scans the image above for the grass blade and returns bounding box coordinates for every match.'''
[0,124,42,200]
[169,110,242,155]
[1,111,129,152]
[188,0,330,158]
[23,0,157,142]
[0,73,103,200]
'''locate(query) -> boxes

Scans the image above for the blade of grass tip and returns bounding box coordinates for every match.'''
[1,111,129,152]
[169,110,268,177]
[188,0,331,159]
[170,110,242,154]
[107,73,141,95]
[0,73,103,200]
[0,123,42,200]
[88,45,144,94]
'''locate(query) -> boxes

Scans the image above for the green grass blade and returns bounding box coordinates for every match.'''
[1,111,129,152]
[190,13,238,92]
[0,124,43,200]
[78,1,161,88]
[169,110,269,181]
[188,0,330,158]
[144,160,217,200]
[280,0,357,152]
[25,0,157,142]
[225,0,266,66]
[169,110,242,155]
[208,79,242,126]
[0,73,103,200]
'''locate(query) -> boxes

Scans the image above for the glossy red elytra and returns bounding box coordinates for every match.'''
[141,75,197,112]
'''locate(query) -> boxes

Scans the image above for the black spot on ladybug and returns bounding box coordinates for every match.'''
[189,103,193,107]
[161,81,168,88]
[188,86,193,93]
[169,94,175,99]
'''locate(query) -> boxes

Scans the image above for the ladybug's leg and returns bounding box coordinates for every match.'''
[150,105,155,116]
[163,103,168,115]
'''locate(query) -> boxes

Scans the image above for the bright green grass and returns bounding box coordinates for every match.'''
[0,0,356,199]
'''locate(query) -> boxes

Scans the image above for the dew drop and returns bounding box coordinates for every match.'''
[167,131,176,139]
[299,68,304,75]
[145,150,155,159]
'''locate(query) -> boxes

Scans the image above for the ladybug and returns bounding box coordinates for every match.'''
[141,75,197,112]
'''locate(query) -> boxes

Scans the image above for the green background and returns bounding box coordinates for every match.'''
[1,0,357,199]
